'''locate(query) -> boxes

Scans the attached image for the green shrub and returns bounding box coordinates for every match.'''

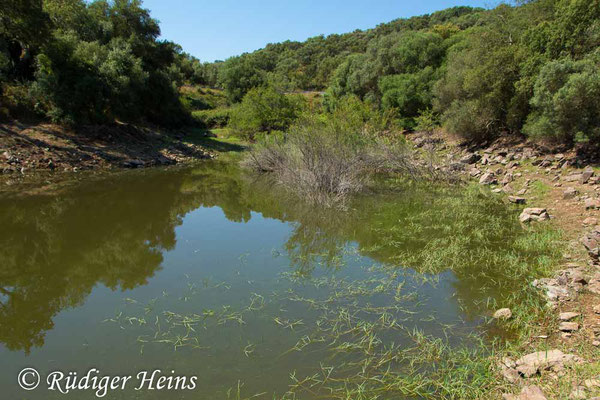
[192,108,230,129]
[228,86,305,139]
[523,54,600,143]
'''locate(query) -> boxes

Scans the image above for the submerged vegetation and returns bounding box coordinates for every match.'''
[95,164,566,399]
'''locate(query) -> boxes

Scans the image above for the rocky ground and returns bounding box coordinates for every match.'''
[0,121,214,175]
[411,132,600,400]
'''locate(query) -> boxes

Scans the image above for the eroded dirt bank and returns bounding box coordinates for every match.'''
[0,122,213,174]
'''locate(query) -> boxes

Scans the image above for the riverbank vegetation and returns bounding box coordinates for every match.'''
[5,1,600,148]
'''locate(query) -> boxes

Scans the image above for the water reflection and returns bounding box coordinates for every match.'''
[0,158,559,355]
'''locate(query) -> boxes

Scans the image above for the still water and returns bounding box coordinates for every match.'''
[0,159,551,399]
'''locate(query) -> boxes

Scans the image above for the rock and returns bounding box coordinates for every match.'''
[581,226,600,261]
[558,321,579,332]
[519,385,547,400]
[593,304,600,314]
[563,187,579,199]
[122,159,145,168]
[559,312,580,321]
[480,172,497,185]
[585,379,600,389]
[469,167,481,177]
[515,349,581,377]
[509,196,527,204]
[569,387,587,400]
[502,172,514,185]
[581,168,594,184]
[588,277,600,295]
[494,308,513,320]
[460,153,481,164]
[583,217,598,226]
[565,173,583,182]
[520,208,550,223]
[517,188,528,195]
[501,365,522,384]
[585,198,600,209]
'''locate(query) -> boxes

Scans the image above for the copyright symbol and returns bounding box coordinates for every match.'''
[18,368,40,390]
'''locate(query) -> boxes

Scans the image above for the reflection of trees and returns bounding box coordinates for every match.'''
[0,170,204,352]
[0,160,559,351]
[192,167,558,320]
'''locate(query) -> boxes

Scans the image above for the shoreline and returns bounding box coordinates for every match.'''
[2,121,599,398]
[0,121,215,175]
[408,130,600,399]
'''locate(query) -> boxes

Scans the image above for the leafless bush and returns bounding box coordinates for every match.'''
[242,120,453,206]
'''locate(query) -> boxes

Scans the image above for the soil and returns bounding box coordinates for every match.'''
[0,121,214,175]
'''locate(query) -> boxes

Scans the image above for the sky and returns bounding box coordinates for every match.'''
[141,0,494,62]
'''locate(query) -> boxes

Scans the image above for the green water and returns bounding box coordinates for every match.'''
[0,159,555,399]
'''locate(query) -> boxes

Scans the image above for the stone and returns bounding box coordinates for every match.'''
[558,321,579,332]
[583,217,598,226]
[519,385,547,400]
[593,304,600,314]
[517,188,528,195]
[569,387,587,400]
[515,349,582,378]
[559,312,580,321]
[460,153,481,164]
[520,208,550,223]
[585,198,600,209]
[563,187,579,199]
[581,226,600,260]
[585,379,600,389]
[581,168,594,184]
[509,196,526,204]
[565,173,583,182]
[122,159,145,168]
[501,365,522,384]
[502,172,514,185]
[480,172,497,185]
[469,168,481,177]
[494,308,512,320]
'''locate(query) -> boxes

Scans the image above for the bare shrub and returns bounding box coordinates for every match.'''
[243,114,451,206]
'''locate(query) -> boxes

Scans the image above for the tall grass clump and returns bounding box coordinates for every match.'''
[242,97,443,206]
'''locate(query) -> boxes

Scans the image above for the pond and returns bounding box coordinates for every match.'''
[0,158,559,399]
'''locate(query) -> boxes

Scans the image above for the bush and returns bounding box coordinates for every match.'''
[228,86,305,139]
[523,54,600,143]
[242,97,437,206]
[192,108,230,129]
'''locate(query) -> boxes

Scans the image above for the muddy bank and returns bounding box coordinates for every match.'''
[0,122,214,174]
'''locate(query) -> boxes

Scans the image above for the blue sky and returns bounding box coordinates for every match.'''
[141,0,494,62]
